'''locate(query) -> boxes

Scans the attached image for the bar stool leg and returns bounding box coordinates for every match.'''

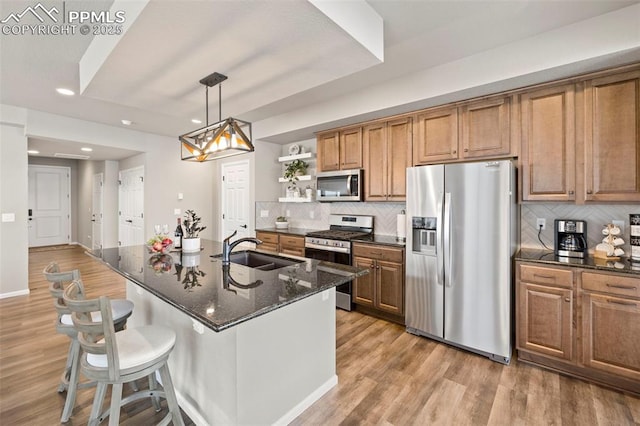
[159,364,185,426]
[108,383,123,426]
[60,339,81,422]
[149,373,162,412]
[89,382,108,426]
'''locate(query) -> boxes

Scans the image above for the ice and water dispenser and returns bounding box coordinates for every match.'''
[411,217,437,255]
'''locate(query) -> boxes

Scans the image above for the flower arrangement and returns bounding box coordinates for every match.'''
[183,209,206,238]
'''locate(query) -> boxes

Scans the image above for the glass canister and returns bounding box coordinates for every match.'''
[630,214,640,261]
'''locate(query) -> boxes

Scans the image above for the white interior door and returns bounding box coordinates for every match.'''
[92,173,104,250]
[221,160,250,241]
[118,166,144,247]
[28,165,70,247]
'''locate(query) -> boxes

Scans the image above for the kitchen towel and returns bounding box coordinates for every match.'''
[397,213,406,240]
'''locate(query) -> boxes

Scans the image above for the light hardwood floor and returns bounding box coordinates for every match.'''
[1,245,639,425]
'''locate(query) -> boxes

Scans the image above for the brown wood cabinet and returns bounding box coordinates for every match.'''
[516,264,574,361]
[520,84,576,201]
[255,231,304,257]
[413,105,459,164]
[317,127,363,172]
[581,272,640,382]
[413,95,513,166]
[582,69,640,202]
[460,95,512,159]
[363,117,412,201]
[352,243,404,319]
[516,261,640,395]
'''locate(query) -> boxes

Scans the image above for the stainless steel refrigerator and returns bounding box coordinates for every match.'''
[405,160,517,364]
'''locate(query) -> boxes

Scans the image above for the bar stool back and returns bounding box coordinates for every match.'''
[63,280,184,426]
[43,262,134,423]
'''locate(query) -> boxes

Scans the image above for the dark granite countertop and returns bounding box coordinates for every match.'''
[353,235,406,248]
[88,239,369,332]
[516,249,640,276]
[256,227,316,237]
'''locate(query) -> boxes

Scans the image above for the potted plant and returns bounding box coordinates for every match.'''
[284,159,308,197]
[182,209,206,252]
[275,216,288,229]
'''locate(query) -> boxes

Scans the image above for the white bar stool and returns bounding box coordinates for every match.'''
[43,262,134,423]
[63,279,184,426]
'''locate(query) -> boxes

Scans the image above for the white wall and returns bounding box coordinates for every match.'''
[0,123,29,297]
[103,160,119,248]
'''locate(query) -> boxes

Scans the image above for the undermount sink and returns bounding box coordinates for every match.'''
[213,250,303,271]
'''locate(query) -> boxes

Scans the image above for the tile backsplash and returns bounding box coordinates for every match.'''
[255,201,406,236]
[257,201,638,256]
[521,204,638,255]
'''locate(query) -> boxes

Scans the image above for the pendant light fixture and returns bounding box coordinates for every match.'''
[180,72,253,161]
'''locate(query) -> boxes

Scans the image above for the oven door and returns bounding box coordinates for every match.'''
[304,246,353,311]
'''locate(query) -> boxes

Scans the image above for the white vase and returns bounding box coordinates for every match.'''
[182,237,201,253]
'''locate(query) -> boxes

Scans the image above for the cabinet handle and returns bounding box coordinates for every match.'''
[452,150,457,154]
[370,252,382,256]
[607,299,637,306]
[568,190,574,195]
[376,265,380,269]
[564,297,571,302]
[606,283,637,290]
[464,148,469,152]
[533,273,555,280]
[587,190,593,194]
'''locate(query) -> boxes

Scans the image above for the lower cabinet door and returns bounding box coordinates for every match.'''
[517,282,574,361]
[376,260,404,315]
[582,292,640,381]
[353,256,375,307]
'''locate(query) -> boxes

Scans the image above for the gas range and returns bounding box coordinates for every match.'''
[304,215,374,254]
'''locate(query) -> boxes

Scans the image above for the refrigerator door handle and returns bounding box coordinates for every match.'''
[443,192,452,288]
[436,193,444,286]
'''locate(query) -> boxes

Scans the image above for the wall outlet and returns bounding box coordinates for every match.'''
[174,208,181,215]
[536,218,546,230]
[286,210,290,217]
[260,210,269,218]
[309,211,315,219]
[612,219,624,233]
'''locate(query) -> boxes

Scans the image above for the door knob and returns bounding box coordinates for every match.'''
[240,224,247,229]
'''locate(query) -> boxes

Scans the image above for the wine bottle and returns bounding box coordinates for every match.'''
[174,218,183,249]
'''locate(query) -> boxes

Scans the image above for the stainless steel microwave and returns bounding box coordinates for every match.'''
[316,169,363,202]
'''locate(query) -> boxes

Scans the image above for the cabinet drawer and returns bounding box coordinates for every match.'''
[279,235,304,250]
[352,243,403,263]
[519,264,573,288]
[582,272,640,299]
[256,232,278,245]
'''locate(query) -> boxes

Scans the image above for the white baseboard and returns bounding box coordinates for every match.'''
[0,289,30,299]
[273,374,338,426]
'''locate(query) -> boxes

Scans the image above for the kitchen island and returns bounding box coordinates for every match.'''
[90,240,368,425]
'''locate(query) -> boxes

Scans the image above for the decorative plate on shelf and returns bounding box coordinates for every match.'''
[288,144,300,155]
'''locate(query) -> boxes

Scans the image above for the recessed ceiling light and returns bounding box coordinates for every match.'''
[191,119,202,124]
[56,88,75,96]
[121,119,132,126]
[81,147,93,152]
[27,150,40,154]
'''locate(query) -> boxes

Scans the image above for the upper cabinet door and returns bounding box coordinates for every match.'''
[340,127,363,169]
[460,95,512,159]
[363,122,388,201]
[317,131,340,172]
[413,106,458,165]
[521,84,576,201]
[387,117,412,201]
[583,70,640,202]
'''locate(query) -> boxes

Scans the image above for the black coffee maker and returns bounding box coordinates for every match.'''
[554,219,587,258]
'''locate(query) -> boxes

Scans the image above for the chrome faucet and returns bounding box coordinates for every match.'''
[221,230,263,265]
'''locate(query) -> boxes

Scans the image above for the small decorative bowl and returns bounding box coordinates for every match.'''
[146,242,173,254]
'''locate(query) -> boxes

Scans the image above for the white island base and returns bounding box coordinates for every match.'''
[126,280,337,425]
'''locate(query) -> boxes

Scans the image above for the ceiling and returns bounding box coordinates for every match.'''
[1,0,639,160]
